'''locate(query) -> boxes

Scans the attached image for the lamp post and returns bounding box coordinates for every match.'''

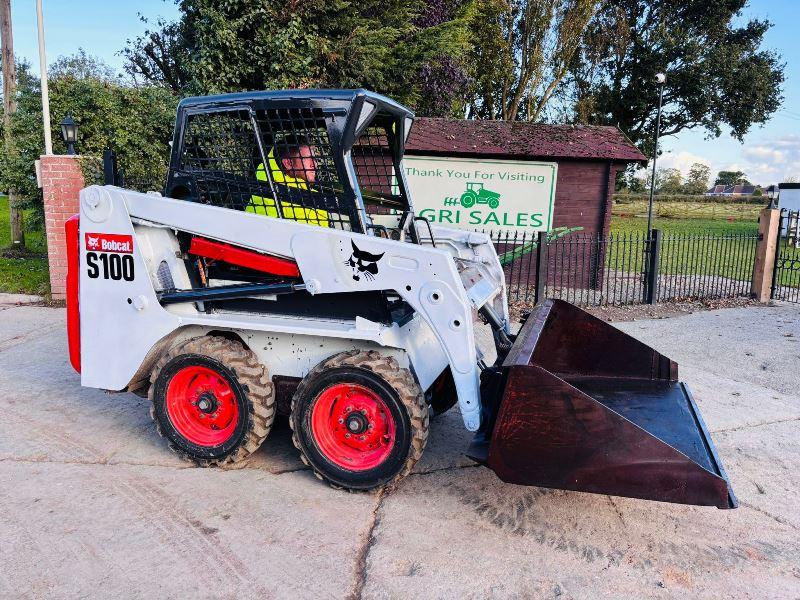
[60,113,78,155]
[646,72,666,234]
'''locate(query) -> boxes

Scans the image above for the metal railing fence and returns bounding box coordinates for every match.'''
[489,227,760,307]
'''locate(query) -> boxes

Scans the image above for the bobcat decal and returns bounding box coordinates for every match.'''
[345,240,384,282]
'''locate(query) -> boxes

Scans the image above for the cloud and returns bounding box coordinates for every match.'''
[733,135,800,183]
[640,134,800,186]
[656,151,712,176]
[742,146,786,162]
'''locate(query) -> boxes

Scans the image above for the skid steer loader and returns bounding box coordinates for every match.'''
[66,89,736,507]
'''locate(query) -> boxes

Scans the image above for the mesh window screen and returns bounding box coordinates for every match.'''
[352,122,405,217]
[254,107,354,230]
[177,107,356,230]
[179,109,265,211]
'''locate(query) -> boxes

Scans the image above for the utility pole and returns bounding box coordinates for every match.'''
[646,73,666,234]
[36,0,51,155]
[0,0,24,246]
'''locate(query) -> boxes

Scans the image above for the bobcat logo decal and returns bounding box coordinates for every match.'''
[346,240,384,282]
[86,235,100,250]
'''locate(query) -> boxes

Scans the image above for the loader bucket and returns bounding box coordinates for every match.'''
[469,299,737,509]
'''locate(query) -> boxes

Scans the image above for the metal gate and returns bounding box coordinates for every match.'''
[772,209,800,303]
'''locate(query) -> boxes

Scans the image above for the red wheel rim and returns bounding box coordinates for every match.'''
[310,383,396,471]
[165,365,240,447]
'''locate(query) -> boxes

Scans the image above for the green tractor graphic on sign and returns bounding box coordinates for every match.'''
[460,181,501,209]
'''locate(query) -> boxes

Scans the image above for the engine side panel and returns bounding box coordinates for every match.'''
[77,186,448,395]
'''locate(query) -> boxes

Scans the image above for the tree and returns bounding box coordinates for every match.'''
[0,0,23,246]
[122,16,192,92]
[684,162,711,194]
[627,173,646,193]
[569,0,784,157]
[654,167,682,194]
[123,0,474,116]
[467,0,600,121]
[714,170,750,186]
[0,54,177,226]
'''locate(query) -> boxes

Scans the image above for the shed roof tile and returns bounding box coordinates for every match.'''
[407,117,647,163]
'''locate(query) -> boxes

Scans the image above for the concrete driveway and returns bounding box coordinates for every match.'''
[1,301,799,599]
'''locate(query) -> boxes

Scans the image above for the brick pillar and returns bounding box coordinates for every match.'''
[751,207,780,303]
[41,155,85,300]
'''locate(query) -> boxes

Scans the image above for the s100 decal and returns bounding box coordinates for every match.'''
[85,233,135,281]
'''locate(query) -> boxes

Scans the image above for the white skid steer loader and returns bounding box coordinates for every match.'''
[66,90,736,507]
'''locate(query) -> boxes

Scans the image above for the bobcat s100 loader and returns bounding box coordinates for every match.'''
[66,89,736,508]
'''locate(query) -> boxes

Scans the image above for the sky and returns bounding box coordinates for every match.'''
[655,1,800,186]
[9,0,800,187]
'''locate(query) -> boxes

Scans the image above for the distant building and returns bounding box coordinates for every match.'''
[704,184,757,197]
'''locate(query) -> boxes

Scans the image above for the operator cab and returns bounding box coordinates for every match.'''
[161,90,420,324]
[165,89,417,240]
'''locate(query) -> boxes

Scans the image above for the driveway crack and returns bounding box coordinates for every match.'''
[712,416,800,434]
[347,487,387,600]
[739,501,800,531]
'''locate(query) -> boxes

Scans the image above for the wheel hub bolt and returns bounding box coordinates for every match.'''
[345,433,351,439]
[345,412,369,435]
[196,392,219,414]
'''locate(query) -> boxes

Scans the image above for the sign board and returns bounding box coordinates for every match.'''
[403,156,557,233]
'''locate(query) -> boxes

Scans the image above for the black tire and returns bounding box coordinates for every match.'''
[148,336,275,467]
[290,350,428,491]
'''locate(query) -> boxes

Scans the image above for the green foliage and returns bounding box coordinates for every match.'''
[0,52,178,226]
[467,0,600,121]
[0,195,49,295]
[1,60,42,219]
[124,0,474,115]
[714,170,751,186]
[570,0,784,156]
[684,162,711,194]
[655,167,683,194]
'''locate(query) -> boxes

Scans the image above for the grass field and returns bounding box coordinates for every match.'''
[607,207,800,290]
[611,215,758,235]
[612,197,763,222]
[0,196,50,296]
[606,205,760,282]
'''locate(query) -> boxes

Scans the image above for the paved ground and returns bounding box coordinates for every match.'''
[1,301,799,599]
